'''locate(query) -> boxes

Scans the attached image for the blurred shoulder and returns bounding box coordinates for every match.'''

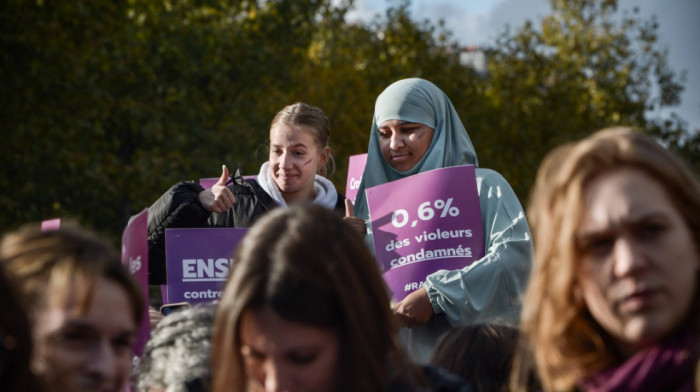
[385,365,472,392]
[421,365,472,392]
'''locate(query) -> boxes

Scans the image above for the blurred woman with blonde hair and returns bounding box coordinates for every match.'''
[1,222,144,392]
[513,127,700,391]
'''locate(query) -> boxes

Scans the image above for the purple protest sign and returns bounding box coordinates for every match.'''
[366,165,484,302]
[121,209,150,357]
[41,218,61,231]
[345,153,367,203]
[165,228,248,304]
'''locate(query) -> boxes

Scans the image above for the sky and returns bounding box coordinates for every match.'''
[344,0,700,132]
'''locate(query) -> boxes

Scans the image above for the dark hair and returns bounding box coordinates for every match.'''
[431,324,520,392]
[0,222,144,327]
[137,303,216,392]
[271,102,335,177]
[212,204,404,391]
[0,264,43,392]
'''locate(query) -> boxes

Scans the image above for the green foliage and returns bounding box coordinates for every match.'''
[1,0,326,240]
[472,0,692,202]
[0,0,694,244]
[286,0,480,183]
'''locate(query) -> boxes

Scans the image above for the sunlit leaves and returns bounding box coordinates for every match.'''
[477,0,689,202]
[1,0,692,244]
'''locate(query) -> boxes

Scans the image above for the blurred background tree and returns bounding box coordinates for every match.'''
[0,0,694,244]
[467,0,691,197]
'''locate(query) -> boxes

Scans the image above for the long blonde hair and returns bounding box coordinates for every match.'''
[512,127,700,391]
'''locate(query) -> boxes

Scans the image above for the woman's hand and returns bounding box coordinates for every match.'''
[393,286,433,328]
[199,165,237,213]
[343,199,366,238]
[149,306,164,331]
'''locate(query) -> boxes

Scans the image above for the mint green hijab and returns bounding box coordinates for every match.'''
[354,78,479,221]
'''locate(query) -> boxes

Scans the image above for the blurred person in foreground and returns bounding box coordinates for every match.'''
[137,303,216,392]
[0,262,43,392]
[512,127,699,391]
[0,222,144,392]
[211,204,471,392]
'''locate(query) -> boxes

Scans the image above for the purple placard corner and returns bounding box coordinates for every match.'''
[345,153,368,202]
[121,208,150,357]
[41,218,61,231]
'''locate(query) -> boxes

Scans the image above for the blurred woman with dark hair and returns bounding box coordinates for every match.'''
[0,263,43,392]
[211,204,470,392]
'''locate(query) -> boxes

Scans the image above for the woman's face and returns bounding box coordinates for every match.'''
[269,124,329,203]
[575,167,699,357]
[32,278,137,392]
[378,120,434,172]
[239,307,340,392]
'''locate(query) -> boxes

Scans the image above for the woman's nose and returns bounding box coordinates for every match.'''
[280,152,293,168]
[612,237,648,277]
[84,340,119,385]
[389,132,404,149]
[264,361,290,392]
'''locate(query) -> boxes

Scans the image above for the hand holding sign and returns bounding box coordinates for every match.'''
[366,165,484,303]
[393,286,434,328]
[198,165,236,213]
[148,306,164,330]
[343,199,366,238]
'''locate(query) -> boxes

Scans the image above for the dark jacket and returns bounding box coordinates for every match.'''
[387,365,472,392]
[146,175,345,284]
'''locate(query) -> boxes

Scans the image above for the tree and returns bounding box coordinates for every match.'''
[1,0,692,244]
[2,0,468,241]
[470,0,691,200]
[284,0,482,183]
[0,0,326,240]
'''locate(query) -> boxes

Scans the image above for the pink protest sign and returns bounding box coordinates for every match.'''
[345,153,367,203]
[41,218,61,231]
[121,209,150,357]
[165,228,248,304]
[199,178,218,189]
[200,175,257,189]
[366,165,484,302]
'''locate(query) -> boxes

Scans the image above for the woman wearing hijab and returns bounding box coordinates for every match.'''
[353,78,533,363]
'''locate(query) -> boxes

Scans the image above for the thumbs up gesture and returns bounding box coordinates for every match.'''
[343,198,366,238]
[198,165,237,213]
